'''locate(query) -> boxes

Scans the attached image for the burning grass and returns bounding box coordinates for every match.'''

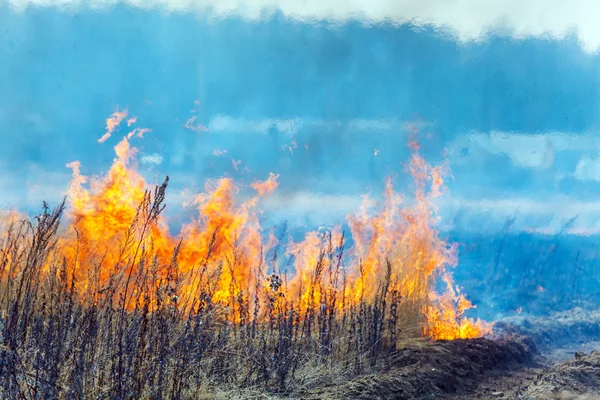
[0,132,490,398]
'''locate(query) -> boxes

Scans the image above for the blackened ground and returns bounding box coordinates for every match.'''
[451,308,600,400]
[524,351,600,399]
[298,337,536,399]
[291,308,600,400]
[457,348,600,400]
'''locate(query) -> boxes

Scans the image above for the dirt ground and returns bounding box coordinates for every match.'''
[297,337,536,399]
[294,308,600,400]
[458,344,600,400]
[456,308,600,400]
[524,350,600,399]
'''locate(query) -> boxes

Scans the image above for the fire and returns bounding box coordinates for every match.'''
[98,109,128,143]
[343,142,491,339]
[177,175,275,316]
[0,209,22,230]
[4,116,491,341]
[287,227,344,313]
[62,137,172,302]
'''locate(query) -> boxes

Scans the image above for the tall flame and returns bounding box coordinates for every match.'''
[10,123,490,340]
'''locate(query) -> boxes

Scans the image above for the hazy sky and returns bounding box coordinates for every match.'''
[2,0,600,234]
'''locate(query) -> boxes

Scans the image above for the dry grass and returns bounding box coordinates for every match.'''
[0,185,430,399]
[524,351,600,400]
[551,393,600,400]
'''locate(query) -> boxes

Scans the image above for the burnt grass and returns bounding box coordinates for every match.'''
[1,191,600,399]
[524,351,600,399]
[0,180,510,399]
[301,309,600,400]
[298,307,600,400]
[299,336,536,399]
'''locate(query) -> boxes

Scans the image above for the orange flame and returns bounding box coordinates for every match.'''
[251,173,279,197]
[341,144,491,339]
[98,109,128,143]
[11,116,490,340]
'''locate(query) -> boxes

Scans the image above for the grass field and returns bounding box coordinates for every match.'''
[0,137,490,398]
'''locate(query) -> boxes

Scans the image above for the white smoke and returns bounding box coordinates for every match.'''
[4,0,600,52]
